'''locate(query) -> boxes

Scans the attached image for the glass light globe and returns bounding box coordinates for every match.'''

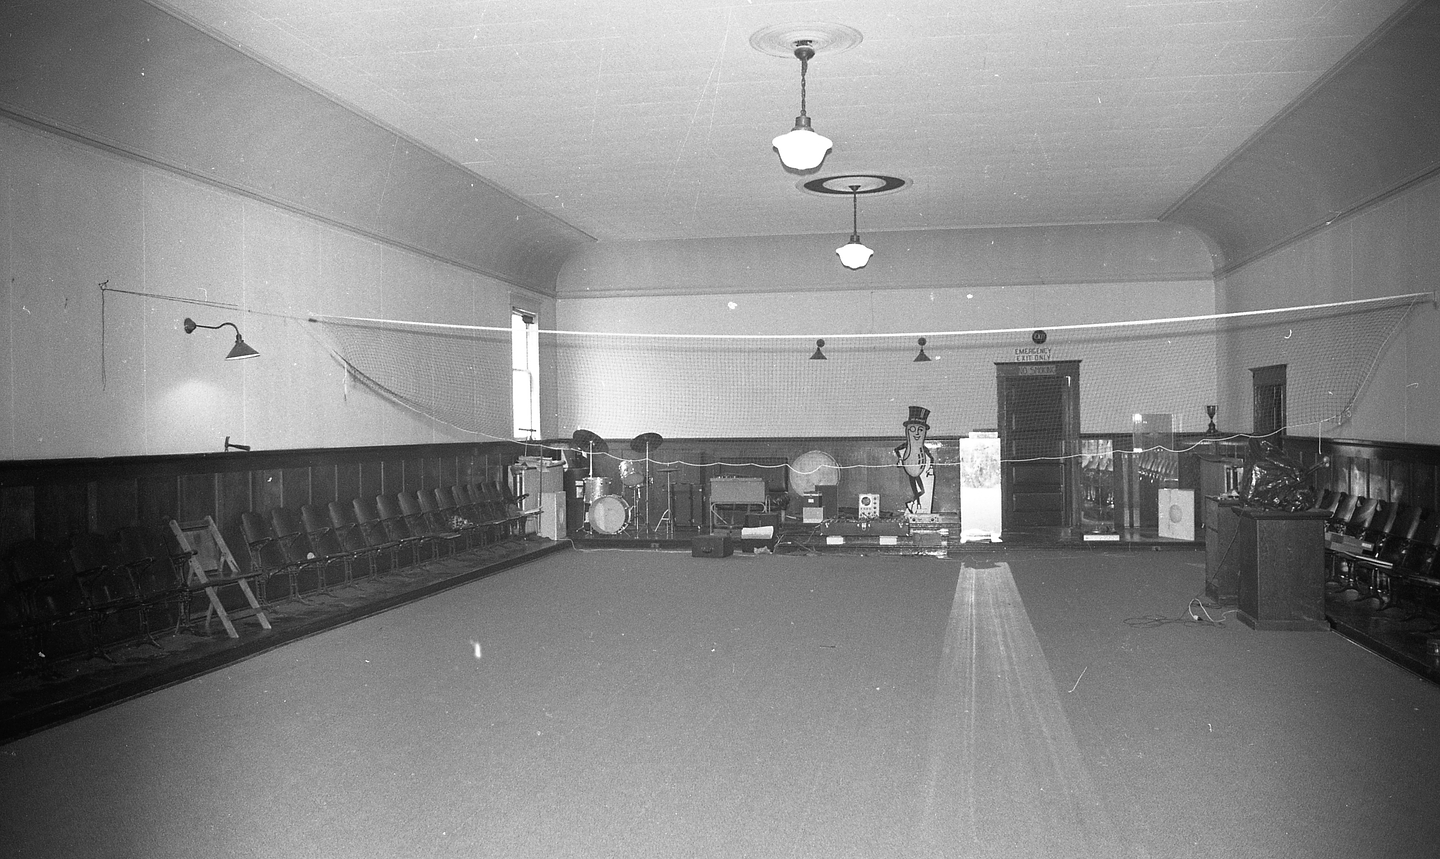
[836,240,874,269]
[773,125,832,170]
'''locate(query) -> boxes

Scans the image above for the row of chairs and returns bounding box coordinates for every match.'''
[1319,490,1440,610]
[1,524,191,672]
[0,480,531,674]
[238,483,531,604]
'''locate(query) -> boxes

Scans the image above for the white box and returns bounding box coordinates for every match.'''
[1158,488,1195,540]
[539,490,566,540]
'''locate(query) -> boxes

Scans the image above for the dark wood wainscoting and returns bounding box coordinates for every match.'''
[0,442,528,565]
[1284,436,1440,513]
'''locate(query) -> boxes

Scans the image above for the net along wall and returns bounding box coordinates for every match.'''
[307,293,1428,454]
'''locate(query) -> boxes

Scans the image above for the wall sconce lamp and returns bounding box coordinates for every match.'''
[810,339,828,360]
[184,317,259,360]
[913,337,932,362]
[835,184,875,269]
[771,41,832,170]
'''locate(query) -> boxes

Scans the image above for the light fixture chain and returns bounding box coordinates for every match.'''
[798,53,809,117]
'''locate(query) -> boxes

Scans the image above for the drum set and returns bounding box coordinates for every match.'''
[571,429,676,538]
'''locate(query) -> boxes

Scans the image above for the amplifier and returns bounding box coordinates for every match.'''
[818,484,839,518]
[709,476,766,506]
[802,492,824,524]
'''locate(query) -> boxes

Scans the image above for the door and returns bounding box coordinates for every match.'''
[1252,364,1286,437]
[997,361,1081,529]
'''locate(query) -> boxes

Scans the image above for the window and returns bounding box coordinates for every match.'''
[511,309,539,439]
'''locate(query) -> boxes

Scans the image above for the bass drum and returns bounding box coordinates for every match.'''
[587,495,630,535]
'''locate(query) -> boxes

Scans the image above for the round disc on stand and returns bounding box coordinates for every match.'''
[572,429,609,454]
[630,432,663,453]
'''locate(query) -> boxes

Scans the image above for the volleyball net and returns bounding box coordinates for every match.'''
[306,292,1430,474]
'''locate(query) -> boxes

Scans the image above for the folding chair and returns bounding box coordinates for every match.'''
[370,495,433,571]
[1358,515,1440,610]
[5,538,97,668]
[396,491,465,557]
[0,581,34,675]
[171,516,272,639]
[482,480,530,539]
[415,489,478,550]
[440,486,499,548]
[68,531,150,654]
[302,503,367,585]
[332,499,396,577]
[354,496,424,572]
[270,506,339,595]
[117,523,188,637]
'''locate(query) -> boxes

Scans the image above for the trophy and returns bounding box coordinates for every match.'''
[1204,405,1220,437]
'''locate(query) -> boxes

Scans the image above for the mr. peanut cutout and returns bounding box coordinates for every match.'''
[895,406,935,514]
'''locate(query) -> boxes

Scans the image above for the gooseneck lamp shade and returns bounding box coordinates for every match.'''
[835,185,874,269]
[183,317,260,360]
[772,43,832,170]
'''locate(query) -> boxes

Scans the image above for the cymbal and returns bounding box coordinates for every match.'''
[630,432,663,453]
[572,428,609,454]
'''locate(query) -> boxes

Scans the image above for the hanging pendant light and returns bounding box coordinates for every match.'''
[772,42,832,171]
[836,185,874,269]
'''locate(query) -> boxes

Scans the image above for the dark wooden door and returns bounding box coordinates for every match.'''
[997,362,1080,529]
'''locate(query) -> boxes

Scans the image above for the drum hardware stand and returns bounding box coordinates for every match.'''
[654,468,678,538]
[571,429,609,536]
[629,432,664,538]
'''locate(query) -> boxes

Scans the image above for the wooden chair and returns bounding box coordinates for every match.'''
[333,499,398,577]
[4,538,96,668]
[117,523,189,636]
[270,506,338,595]
[171,517,271,639]
[353,496,424,571]
[302,503,367,585]
[68,531,150,654]
[371,495,434,570]
[395,492,465,557]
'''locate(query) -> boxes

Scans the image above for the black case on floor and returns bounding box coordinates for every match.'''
[691,534,733,558]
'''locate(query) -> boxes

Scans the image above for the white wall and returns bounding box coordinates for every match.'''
[1216,173,1440,445]
[554,228,1220,439]
[0,119,538,460]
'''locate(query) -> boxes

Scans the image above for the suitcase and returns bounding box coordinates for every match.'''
[691,534,733,558]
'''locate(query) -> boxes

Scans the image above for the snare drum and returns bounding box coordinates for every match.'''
[587,495,630,535]
[582,476,612,503]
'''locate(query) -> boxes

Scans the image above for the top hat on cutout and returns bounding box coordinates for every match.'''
[903,406,930,430]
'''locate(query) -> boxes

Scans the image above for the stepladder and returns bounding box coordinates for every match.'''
[169,516,271,639]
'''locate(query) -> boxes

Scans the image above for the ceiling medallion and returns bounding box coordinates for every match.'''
[800,174,910,197]
[749,23,863,58]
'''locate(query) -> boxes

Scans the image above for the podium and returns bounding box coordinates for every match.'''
[1233,506,1331,631]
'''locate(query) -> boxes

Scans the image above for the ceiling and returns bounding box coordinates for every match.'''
[152,0,1414,245]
